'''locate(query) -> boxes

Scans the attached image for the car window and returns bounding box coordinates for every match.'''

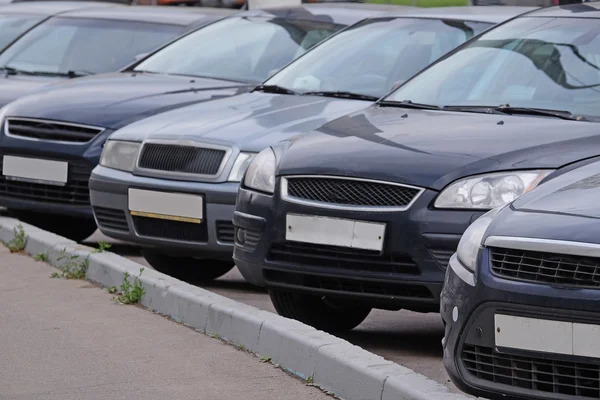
[266,18,492,98]
[134,16,344,83]
[387,17,600,119]
[0,17,183,74]
[0,14,44,50]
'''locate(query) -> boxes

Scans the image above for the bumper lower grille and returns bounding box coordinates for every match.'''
[138,143,227,176]
[133,216,208,243]
[284,176,421,208]
[490,247,600,289]
[216,220,234,243]
[462,344,600,398]
[428,248,454,269]
[6,118,103,143]
[0,157,92,205]
[267,242,418,275]
[93,207,128,232]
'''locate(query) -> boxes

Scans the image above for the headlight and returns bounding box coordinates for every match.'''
[99,140,141,172]
[228,152,256,182]
[456,206,503,272]
[434,170,552,209]
[243,147,276,194]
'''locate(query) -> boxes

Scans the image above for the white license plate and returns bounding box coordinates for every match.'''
[495,314,600,358]
[3,155,68,186]
[128,189,203,224]
[285,214,385,251]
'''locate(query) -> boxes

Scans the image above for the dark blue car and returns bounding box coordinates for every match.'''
[442,157,600,400]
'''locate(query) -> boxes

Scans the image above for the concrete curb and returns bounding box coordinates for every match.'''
[0,217,472,400]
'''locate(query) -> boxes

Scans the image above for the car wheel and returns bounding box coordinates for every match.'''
[269,290,371,332]
[141,249,234,282]
[7,210,97,243]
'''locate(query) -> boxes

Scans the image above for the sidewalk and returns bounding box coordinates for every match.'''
[0,246,329,400]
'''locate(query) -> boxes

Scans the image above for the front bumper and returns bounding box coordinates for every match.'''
[233,182,485,311]
[443,251,600,400]
[89,165,238,259]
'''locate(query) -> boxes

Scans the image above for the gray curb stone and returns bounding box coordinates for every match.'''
[0,217,473,400]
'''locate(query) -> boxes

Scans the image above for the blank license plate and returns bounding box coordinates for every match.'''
[285,214,385,251]
[495,314,600,358]
[3,155,68,186]
[128,189,203,224]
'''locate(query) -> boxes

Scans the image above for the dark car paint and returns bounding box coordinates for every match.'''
[442,160,600,400]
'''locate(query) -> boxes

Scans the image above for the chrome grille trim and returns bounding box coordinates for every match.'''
[5,117,104,144]
[485,236,600,258]
[280,175,424,212]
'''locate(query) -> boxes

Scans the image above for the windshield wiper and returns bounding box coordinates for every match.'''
[0,66,36,76]
[303,91,379,101]
[0,67,93,78]
[444,104,585,121]
[378,99,442,110]
[252,84,298,95]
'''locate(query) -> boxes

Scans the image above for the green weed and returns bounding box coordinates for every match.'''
[6,225,27,253]
[116,268,145,304]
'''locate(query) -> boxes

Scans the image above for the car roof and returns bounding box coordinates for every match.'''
[238,3,416,26]
[395,5,538,24]
[525,1,600,19]
[58,5,234,26]
[0,1,121,16]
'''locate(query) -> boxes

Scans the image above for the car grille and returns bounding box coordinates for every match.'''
[138,143,227,176]
[283,176,421,208]
[428,248,455,269]
[267,242,419,275]
[462,344,600,399]
[132,216,208,243]
[0,157,92,205]
[93,207,128,232]
[6,118,103,143]
[216,220,235,243]
[490,247,600,289]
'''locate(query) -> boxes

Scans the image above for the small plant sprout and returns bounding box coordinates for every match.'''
[54,252,89,280]
[116,268,145,304]
[260,356,271,363]
[34,253,48,262]
[6,225,27,253]
[306,376,314,384]
[93,241,112,253]
[106,286,117,294]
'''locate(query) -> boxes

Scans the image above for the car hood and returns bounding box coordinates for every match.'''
[0,75,62,109]
[109,92,372,153]
[2,73,252,130]
[277,106,600,190]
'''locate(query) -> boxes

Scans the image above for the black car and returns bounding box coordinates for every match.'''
[442,158,600,400]
[0,4,380,242]
[233,3,600,332]
[0,5,235,107]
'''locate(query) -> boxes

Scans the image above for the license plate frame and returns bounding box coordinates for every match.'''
[2,155,68,186]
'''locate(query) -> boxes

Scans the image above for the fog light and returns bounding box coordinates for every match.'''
[236,228,246,244]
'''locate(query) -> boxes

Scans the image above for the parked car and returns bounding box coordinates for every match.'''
[0,4,379,243]
[0,2,120,51]
[442,158,600,400]
[231,3,600,332]
[0,5,235,107]
[89,6,531,282]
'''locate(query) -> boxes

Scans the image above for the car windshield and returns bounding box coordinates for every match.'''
[386,17,600,119]
[265,17,492,98]
[0,14,44,50]
[134,16,343,83]
[0,17,182,75]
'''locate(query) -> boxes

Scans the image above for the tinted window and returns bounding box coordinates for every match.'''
[0,14,43,50]
[134,16,343,83]
[0,17,182,74]
[267,18,491,98]
[388,17,600,119]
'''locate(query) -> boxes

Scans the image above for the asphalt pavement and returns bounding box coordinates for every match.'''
[0,245,332,400]
[87,233,455,392]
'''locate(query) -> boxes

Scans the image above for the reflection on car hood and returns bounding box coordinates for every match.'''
[277,105,600,190]
[3,73,251,130]
[109,92,372,153]
[0,75,64,109]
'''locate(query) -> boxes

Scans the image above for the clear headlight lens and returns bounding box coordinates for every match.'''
[456,206,503,272]
[99,140,141,172]
[243,147,276,194]
[228,152,256,182]
[435,170,552,209]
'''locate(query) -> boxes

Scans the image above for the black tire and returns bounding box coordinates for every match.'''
[269,290,371,332]
[8,210,97,243]
[141,249,234,282]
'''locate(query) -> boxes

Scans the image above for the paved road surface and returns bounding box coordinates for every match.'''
[87,233,454,391]
[0,245,331,400]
